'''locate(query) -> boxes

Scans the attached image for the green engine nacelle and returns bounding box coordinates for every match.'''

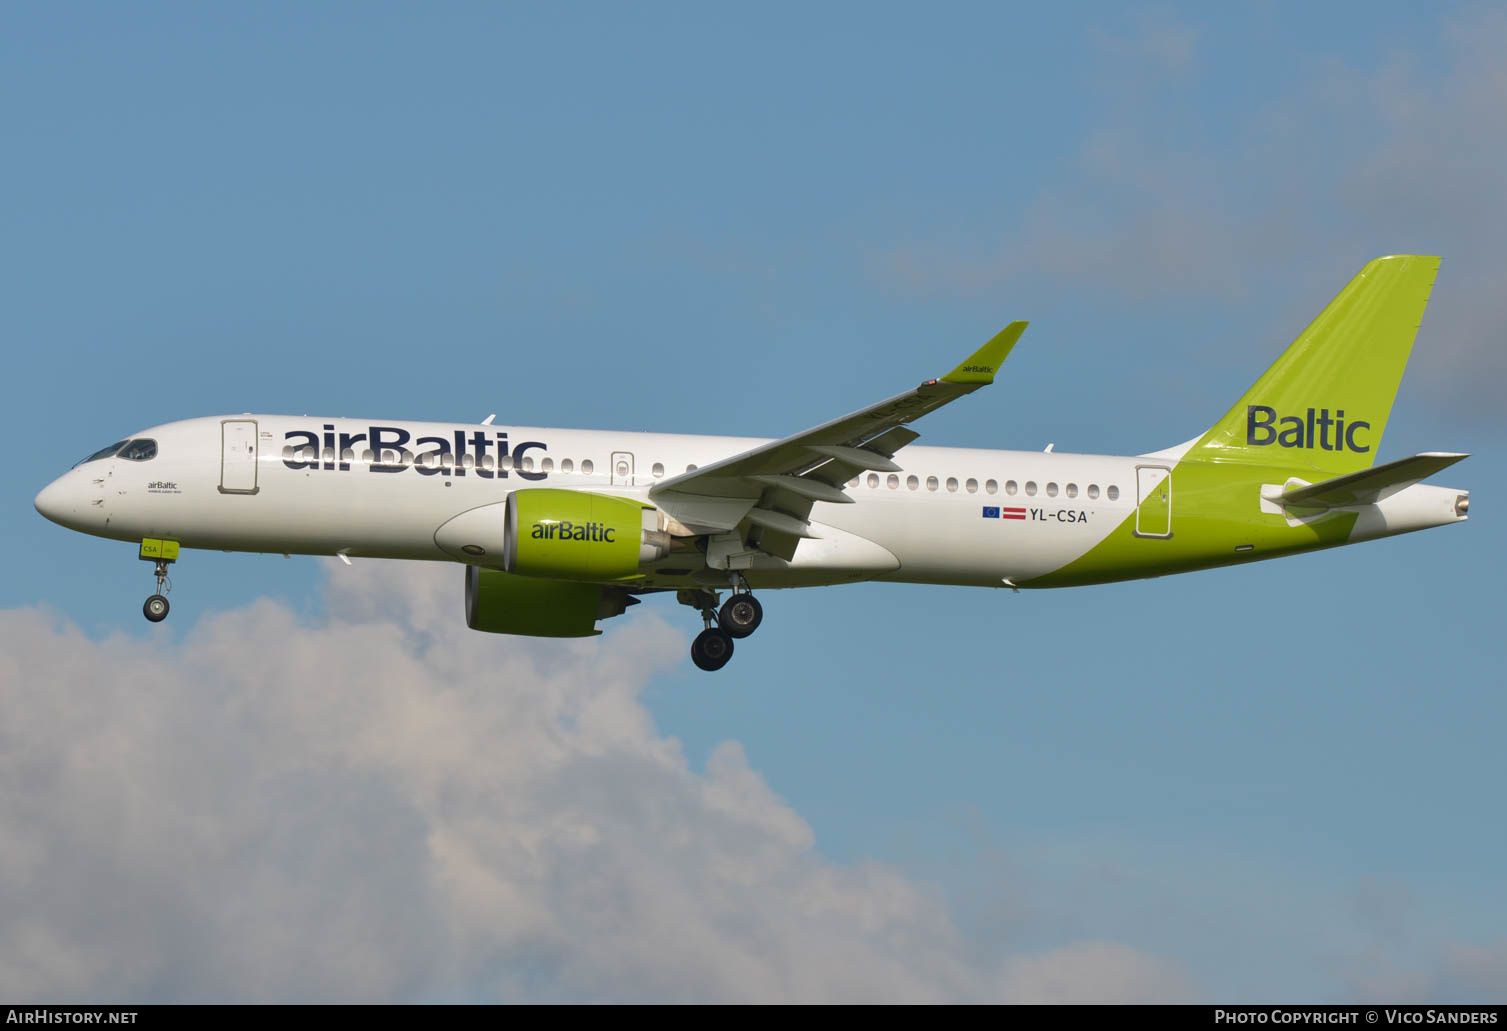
[465,565,605,637]
[504,488,660,581]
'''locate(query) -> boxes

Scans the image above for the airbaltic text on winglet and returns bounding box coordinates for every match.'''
[1246,406,1371,453]
[958,365,995,374]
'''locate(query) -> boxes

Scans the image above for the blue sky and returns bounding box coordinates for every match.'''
[3,2,1503,1002]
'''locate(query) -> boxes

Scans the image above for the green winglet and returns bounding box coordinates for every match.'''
[941,321,1028,385]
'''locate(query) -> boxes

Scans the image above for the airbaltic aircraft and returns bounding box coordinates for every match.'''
[35,255,1470,670]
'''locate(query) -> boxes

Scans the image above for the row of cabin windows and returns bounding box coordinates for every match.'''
[849,473,1120,501]
[284,447,598,474]
[279,448,1124,499]
[282,448,709,479]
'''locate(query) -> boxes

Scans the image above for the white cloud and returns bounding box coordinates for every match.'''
[0,560,1192,1002]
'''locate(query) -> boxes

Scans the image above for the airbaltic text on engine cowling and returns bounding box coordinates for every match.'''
[530,520,616,542]
[282,425,548,479]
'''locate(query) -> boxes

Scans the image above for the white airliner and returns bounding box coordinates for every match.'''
[35,255,1469,670]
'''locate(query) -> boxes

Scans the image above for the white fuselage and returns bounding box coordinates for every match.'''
[36,414,1468,596]
[36,414,1147,590]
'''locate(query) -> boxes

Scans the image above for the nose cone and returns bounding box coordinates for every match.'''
[35,473,88,529]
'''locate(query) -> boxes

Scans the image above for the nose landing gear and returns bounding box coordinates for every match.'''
[139,537,179,624]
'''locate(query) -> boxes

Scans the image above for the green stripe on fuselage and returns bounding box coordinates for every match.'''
[1025,458,1357,588]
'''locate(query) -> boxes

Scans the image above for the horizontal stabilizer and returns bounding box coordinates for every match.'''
[1272,452,1468,508]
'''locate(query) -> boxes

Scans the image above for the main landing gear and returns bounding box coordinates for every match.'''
[691,624,734,672]
[679,580,764,672]
[138,537,180,623]
[718,592,763,638]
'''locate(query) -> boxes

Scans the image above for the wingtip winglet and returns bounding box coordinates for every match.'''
[941,321,1028,385]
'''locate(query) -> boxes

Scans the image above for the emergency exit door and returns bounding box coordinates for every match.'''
[1134,465,1171,538]
[611,451,635,487]
[220,419,259,495]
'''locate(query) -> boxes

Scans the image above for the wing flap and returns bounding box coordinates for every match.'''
[803,444,902,472]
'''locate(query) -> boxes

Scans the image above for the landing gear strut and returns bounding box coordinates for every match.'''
[138,537,179,624]
[143,561,171,623]
[678,580,764,671]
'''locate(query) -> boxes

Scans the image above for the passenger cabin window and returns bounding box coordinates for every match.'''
[1066,483,1078,498]
[561,458,574,473]
[887,474,899,489]
[906,475,919,490]
[1005,480,1018,496]
[1025,481,1038,496]
[77,440,128,466]
[965,478,978,494]
[652,462,664,478]
[867,473,880,489]
[926,476,939,492]
[985,479,998,495]
[582,459,595,475]
[542,457,554,473]
[1087,484,1100,499]
[946,477,959,492]
[1046,482,1058,497]
[1107,485,1119,500]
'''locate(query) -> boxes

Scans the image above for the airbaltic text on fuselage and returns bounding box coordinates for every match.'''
[282,426,548,479]
[1246,406,1371,452]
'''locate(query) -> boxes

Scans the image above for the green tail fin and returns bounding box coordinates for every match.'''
[1188,255,1440,476]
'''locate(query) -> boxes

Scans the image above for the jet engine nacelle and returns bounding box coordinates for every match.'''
[433,489,681,577]
[465,565,640,637]
[504,488,673,580]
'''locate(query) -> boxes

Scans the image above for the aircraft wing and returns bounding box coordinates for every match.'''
[648,322,1027,553]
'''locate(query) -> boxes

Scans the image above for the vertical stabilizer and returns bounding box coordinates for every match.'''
[1187,255,1440,476]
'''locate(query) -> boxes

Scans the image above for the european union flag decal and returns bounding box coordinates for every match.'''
[982,506,1000,519]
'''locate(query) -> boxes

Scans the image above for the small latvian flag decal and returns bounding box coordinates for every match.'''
[984,506,1027,520]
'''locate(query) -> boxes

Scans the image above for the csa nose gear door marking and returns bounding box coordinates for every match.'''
[1134,464,1172,538]
[219,419,260,495]
[611,451,635,487]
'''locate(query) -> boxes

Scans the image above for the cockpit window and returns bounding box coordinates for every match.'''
[117,439,158,462]
[75,440,128,466]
